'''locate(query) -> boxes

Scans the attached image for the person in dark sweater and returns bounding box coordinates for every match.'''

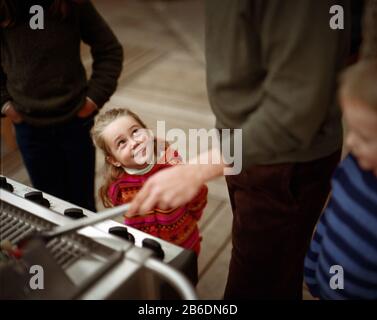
[0,0,123,211]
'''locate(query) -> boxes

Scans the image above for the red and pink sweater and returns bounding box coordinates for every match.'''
[108,149,207,255]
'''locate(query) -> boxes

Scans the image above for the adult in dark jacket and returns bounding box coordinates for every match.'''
[0,0,123,211]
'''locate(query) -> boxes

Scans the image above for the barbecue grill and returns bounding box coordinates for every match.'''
[0,176,198,300]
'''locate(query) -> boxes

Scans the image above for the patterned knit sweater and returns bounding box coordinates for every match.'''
[108,148,208,255]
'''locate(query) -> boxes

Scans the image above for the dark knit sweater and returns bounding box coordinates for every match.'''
[0,0,123,125]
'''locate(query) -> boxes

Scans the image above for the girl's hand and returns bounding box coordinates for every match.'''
[77,97,98,118]
[127,164,204,217]
[3,102,23,124]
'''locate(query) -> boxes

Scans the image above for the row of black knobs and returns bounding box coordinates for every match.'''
[108,226,165,260]
[1,177,164,259]
[0,176,14,192]
[1,177,51,208]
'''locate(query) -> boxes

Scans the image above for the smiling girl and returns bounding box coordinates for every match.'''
[91,108,207,255]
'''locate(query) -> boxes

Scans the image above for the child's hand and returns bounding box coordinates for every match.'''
[127,164,204,217]
[77,97,98,118]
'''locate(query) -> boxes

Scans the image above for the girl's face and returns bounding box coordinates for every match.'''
[102,116,152,169]
[342,97,377,176]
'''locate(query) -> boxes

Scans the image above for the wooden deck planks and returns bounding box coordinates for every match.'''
[0,0,316,300]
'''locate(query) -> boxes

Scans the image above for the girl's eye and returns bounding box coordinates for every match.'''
[118,139,127,147]
[133,128,144,139]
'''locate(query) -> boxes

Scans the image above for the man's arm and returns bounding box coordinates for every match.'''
[237,0,350,167]
[128,147,225,216]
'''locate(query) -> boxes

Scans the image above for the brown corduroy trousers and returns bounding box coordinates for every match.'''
[224,150,341,299]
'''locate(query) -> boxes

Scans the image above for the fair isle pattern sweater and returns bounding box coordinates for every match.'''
[108,148,208,255]
[304,154,377,299]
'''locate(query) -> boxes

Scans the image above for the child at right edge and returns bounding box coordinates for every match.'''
[304,60,377,299]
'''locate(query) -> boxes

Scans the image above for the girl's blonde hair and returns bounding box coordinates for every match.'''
[91,108,148,208]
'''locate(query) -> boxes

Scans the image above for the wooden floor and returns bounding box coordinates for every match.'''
[1,0,314,300]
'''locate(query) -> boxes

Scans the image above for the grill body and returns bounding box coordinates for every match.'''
[0,176,198,299]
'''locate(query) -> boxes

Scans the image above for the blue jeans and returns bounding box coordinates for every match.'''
[14,116,96,212]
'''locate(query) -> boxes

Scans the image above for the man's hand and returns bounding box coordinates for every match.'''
[77,97,98,118]
[127,148,226,217]
[3,102,23,124]
[127,164,205,217]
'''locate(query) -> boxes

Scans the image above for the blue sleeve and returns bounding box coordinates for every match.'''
[304,211,328,298]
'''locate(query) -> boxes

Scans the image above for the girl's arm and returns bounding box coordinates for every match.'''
[78,1,123,109]
[186,184,208,221]
[162,145,208,220]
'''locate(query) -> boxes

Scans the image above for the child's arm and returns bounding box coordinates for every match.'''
[304,212,328,299]
[162,145,208,220]
[109,180,158,217]
[108,178,137,206]
[186,184,208,221]
[78,1,123,109]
